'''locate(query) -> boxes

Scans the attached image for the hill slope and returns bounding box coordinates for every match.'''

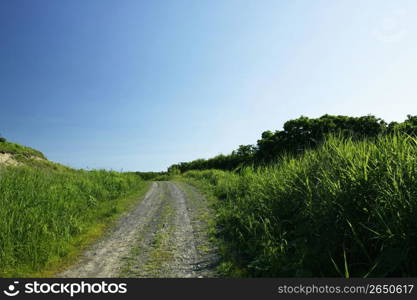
[0,140,46,158]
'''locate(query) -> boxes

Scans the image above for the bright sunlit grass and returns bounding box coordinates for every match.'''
[0,164,146,277]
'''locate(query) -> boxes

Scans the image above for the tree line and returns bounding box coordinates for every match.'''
[167,114,417,173]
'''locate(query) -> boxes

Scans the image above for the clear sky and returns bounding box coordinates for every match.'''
[1,0,417,171]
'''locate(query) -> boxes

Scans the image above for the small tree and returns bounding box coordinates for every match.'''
[0,133,6,143]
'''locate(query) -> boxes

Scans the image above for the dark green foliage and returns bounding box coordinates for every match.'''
[135,171,165,180]
[135,171,173,181]
[168,144,256,173]
[388,115,417,136]
[256,114,387,163]
[169,114,417,173]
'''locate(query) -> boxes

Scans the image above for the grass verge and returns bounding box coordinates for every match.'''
[38,182,151,277]
[0,164,149,277]
[181,134,417,277]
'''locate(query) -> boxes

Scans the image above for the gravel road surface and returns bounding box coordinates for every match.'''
[59,181,218,278]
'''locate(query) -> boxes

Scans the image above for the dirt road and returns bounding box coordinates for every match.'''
[59,181,218,278]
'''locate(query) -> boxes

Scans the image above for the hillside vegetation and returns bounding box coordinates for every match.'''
[173,115,417,277]
[0,140,146,277]
[169,114,417,173]
[0,139,46,159]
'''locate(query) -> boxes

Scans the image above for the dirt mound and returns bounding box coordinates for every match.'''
[0,153,19,166]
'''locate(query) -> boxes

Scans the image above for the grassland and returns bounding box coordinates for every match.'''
[0,146,147,277]
[183,134,417,277]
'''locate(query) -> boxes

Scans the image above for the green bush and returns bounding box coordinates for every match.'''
[170,115,417,173]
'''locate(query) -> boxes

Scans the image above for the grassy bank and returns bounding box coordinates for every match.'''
[0,163,147,277]
[0,141,46,159]
[183,134,417,277]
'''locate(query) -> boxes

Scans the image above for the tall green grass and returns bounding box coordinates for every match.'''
[184,134,417,277]
[0,165,145,276]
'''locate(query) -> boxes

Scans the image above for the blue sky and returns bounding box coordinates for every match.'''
[1,0,417,171]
